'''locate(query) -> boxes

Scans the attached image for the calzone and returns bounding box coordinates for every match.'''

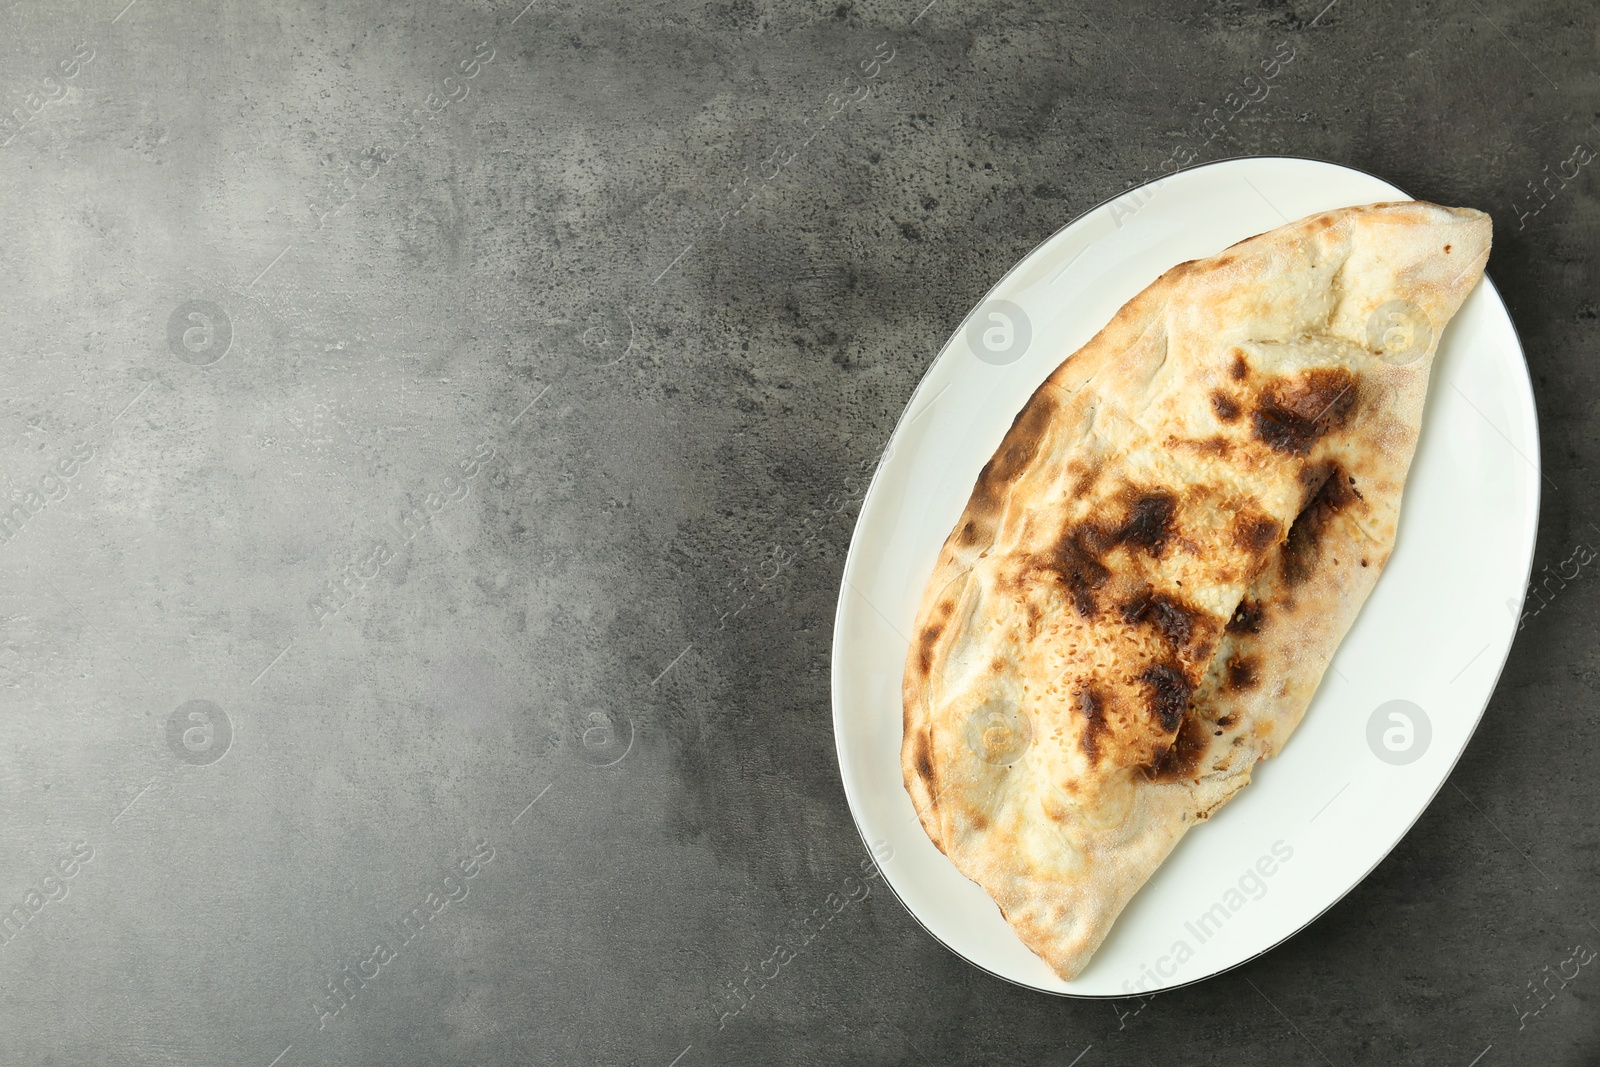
[901,201,1492,979]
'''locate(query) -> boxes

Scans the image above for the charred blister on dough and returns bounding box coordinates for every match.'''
[1224,655,1258,691]
[1211,390,1242,421]
[1046,532,1112,616]
[1139,662,1192,734]
[1226,598,1265,634]
[1076,684,1110,765]
[1281,462,1356,585]
[914,624,941,673]
[1296,460,1329,500]
[970,389,1058,517]
[1120,588,1204,651]
[1229,351,1250,381]
[914,733,936,785]
[1117,490,1178,554]
[1250,367,1359,455]
[1143,713,1210,783]
[1040,487,1178,616]
[1230,511,1282,554]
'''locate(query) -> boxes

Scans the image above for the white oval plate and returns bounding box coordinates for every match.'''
[831,156,1539,997]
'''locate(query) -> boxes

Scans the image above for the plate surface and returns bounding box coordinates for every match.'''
[830,156,1540,997]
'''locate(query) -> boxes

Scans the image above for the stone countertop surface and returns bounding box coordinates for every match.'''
[0,0,1595,1064]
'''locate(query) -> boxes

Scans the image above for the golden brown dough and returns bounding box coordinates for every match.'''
[901,201,1491,979]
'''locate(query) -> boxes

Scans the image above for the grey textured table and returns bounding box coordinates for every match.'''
[0,0,1594,1064]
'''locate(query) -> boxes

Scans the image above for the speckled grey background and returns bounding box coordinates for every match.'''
[0,0,1595,1064]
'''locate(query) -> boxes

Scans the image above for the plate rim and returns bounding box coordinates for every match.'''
[829,152,1542,999]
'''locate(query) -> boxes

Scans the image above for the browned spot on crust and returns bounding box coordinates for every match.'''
[1444,244,1452,253]
[1166,258,1199,279]
[1231,512,1281,554]
[970,811,988,831]
[1225,655,1258,691]
[1042,488,1177,616]
[1140,663,1192,733]
[1178,435,1230,456]
[1117,491,1177,554]
[1230,351,1249,381]
[1282,463,1356,585]
[1216,714,1236,728]
[1296,462,1323,497]
[1122,589,1201,650]
[1226,598,1264,635]
[1077,684,1109,765]
[956,519,982,547]
[915,625,940,674]
[1360,558,1369,567]
[1144,713,1210,783]
[1296,460,1341,508]
[914,733,935,785]
[1211,390,1241,421]
[969,388,1057,517]
[1252,368,1359,455]
[1049,533,1111,616]
[1069,459,1103,499]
